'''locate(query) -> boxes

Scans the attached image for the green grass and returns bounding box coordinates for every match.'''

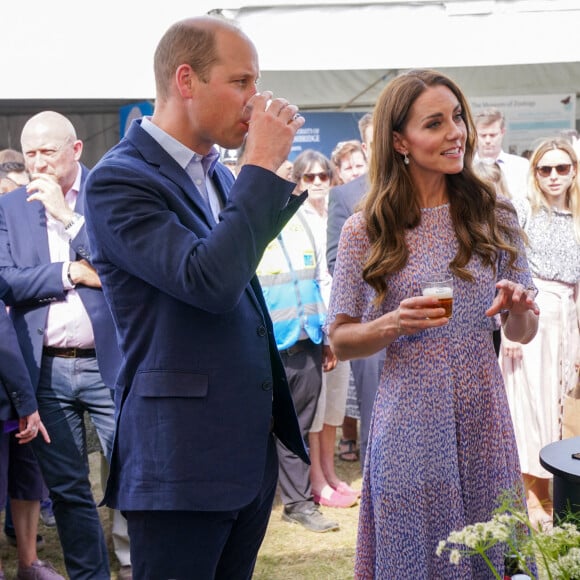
[1,450,362,579]
[254,457,361,580]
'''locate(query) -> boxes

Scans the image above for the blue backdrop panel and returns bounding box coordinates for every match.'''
[290,112,366,160]
[120,101,154,138]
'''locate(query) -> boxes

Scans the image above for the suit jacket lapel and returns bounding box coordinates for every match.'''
[69,166,88,260]
[211,165,232,210]
[24,199,50,264]
[248,275,268,319]
[162,163,217,227]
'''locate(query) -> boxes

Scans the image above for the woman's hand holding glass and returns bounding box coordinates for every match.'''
[396,295,450,336]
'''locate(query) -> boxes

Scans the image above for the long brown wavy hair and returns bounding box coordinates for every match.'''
[363,69,521,304]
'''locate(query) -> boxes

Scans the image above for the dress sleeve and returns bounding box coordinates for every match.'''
[326,212,370,326]
[496,203,535,291]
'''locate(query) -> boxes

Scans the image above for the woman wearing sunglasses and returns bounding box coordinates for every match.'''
[501,137,580,529]
[291,150,360,509]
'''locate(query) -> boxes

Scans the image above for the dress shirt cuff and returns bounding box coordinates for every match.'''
[63,262,75,290]
[65,214,85,238]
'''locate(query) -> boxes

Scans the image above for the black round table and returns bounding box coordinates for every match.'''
[539,437,580,522]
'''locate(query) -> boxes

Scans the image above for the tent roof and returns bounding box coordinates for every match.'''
[1,0,579,113]
[222,0,580,71]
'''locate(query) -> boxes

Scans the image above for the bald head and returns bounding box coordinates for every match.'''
[21,111,77,147]
[20,111,82,194]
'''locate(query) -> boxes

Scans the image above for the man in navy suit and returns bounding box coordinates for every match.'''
[327,113,384,470]
[0,111,122,579]
[84,16,308,580]
[0,294,59,580]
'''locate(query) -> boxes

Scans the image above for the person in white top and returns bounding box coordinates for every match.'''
[474,108,530,199]
[500,138,580,530]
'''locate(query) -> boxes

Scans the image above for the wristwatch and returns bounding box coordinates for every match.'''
[64,212,82,230]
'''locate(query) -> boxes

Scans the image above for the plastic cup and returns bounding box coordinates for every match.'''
[421,275,453,318]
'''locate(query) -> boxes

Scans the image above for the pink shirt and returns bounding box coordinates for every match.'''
[43,165,95,348]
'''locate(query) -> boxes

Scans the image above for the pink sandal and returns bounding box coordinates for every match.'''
[334,481,361,498]
[313,485,358,508]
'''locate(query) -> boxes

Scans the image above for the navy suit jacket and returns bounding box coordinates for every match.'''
[0,166,120,390]
[84,119,308,512]
[0,291,37,422]
[326,173,369,275]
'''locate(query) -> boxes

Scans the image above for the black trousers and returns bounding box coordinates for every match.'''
[276,339,322,513]
[126,436,278,580]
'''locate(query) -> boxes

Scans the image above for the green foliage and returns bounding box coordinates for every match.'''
[437,491,580,580]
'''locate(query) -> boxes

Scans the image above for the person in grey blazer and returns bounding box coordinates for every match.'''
[327,113,384,470]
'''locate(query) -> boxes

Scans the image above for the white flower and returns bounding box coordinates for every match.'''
[556,546,580,578]
[437,495,580,580]
[435,540,446,557]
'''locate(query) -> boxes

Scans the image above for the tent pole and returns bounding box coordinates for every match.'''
[339,71,397,111]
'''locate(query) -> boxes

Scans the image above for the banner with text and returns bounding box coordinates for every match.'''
[469,94,576,156]
[290,112,366,161]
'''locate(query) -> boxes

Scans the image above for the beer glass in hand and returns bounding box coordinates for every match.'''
[421,275,453,318]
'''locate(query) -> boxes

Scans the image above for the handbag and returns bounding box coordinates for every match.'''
[562,367,580,439]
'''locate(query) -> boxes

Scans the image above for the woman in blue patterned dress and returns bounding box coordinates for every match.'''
[326,69,540,578]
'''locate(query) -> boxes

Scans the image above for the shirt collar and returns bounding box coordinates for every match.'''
[141,117,219,177]
[496,150,508,164]
[65,163,81,202]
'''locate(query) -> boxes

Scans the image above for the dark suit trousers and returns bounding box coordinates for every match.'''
[276,339,322,513]
[126,435,278,580]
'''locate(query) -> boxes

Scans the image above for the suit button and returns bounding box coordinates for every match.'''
[261,380,273,391]
[257,325,267,337]
[37,328,44,335]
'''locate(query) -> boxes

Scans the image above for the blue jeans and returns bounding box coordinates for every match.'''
[32,355,115,580]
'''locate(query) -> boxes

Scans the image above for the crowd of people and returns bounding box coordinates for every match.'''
[0,12,579,580]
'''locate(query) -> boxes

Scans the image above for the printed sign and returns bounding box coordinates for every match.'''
[290,112,366,161]
[469,94,576,155]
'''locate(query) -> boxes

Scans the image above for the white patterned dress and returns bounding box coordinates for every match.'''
[501,200,580,478]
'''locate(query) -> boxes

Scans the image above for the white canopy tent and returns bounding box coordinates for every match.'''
[217,0,580,112]
[1,0,579,163]
[1,0,578,106]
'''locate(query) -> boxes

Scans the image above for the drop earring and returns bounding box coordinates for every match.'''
[403,153,409,166]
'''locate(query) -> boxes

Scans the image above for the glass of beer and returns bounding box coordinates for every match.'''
[421,275,453,318]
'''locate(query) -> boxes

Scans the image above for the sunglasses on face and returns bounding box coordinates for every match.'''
[536,164,573,178]
[302,172,330,184]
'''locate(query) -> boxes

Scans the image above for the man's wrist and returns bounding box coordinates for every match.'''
[66,262,76,286]
[64,212,82,230]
